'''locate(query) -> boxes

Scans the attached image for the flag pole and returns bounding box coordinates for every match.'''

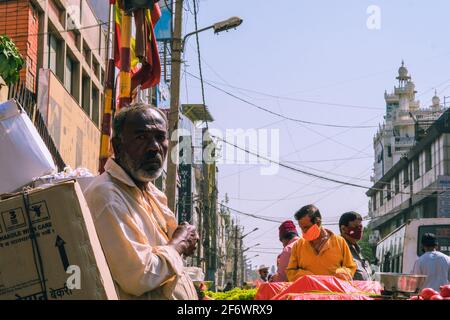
[99,2,115,173]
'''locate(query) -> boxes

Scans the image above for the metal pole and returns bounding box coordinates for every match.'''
[99,3,114,173]
[165,0,184,213]
[240,233,244,284]
[233,224,238,287]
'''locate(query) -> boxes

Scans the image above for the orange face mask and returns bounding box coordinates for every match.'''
[302,224,321,241]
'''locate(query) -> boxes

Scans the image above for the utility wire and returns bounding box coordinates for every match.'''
[222,203,371,225]
[214,135,450,195]
[215,136,370,189]
[197,77,384,111]
[186,71,377,129]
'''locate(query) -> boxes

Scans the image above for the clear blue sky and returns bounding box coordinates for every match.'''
[180,0,450,269]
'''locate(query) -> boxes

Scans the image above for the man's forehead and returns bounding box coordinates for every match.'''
[124,109,167,131]
[299,216,312,225]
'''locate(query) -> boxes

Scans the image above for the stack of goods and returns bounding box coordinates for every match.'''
[254,275,382,300]
[33,167,95,193]
[0,99,56,194]
[205,288,257,300]
[409,285,450,300]
[0,180,118,300]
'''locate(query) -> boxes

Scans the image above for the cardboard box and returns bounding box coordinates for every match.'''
[0,181,118,300]
[32,177,95,194]
[0,99,56,194]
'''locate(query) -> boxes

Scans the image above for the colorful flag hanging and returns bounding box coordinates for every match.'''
[111,0,161,98]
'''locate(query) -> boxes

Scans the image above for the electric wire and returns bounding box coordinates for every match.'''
[185,71,378,129]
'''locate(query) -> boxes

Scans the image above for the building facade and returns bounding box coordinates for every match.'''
[372,62,446,183]
[368,108,450,240]
[1,0,108,173]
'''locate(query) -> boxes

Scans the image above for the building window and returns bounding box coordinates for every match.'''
[48,34,58,75]
[395,175,400,194]
[380,189,384,206]
[403,167,410,187]
[413,157,420,180]
[387,145,392,157]
[425,146,432,172]
[372,196,377,211]
[387,183,392,201]
[48,33,63,81]
[92,86,100,126]
[93,59,100,80]
[65,57,74,94]
[82,74,90,115]
[83,44,91,67]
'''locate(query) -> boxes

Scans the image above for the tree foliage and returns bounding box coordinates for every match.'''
[359,227,376,263]
[0,36,24,85]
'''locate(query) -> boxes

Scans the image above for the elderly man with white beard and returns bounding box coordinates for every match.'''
[85,104,199,300]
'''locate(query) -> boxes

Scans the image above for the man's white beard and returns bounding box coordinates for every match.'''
[122,152,164,182]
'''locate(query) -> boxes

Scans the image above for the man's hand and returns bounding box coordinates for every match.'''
[334,268,353,281]
[169,222,199,257]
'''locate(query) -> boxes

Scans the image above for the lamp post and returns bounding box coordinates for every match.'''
[243,243,260,253]
[165,13,243,213]
[181,17,243,52]
[240,227,258,240]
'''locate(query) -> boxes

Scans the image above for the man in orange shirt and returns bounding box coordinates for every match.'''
[286,205,356,282]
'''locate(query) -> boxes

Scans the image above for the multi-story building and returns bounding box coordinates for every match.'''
[372,62,446,183]
[1,0,108,173]
[367,107,450,239]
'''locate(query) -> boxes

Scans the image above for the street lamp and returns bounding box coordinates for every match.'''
[181,16,243,52]
[165,11,243,213]
[240,227,259,240]
[243,243,260,253]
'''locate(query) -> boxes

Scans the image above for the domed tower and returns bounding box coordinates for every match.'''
[396,60,410,85]
[394,61,417,111]
[431,90,442,111]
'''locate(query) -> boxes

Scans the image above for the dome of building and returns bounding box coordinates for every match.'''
[432,91,440,106]
[398,61,408,78]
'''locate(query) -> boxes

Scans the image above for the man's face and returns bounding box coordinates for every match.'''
[116,109,168,182]
[343,219,362,232]
[298,215,315,234]
[341,219,362,242]
[259,269,269,279]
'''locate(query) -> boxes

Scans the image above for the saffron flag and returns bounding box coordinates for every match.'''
[112,0,161,91]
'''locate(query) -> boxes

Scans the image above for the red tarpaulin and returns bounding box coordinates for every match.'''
[254,282,291,300]
[279,293,372,300]
[255,275,381,300]
[351,280,382,295]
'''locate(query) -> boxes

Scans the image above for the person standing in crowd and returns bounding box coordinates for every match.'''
[286,205,356,282]
[270,220,300,282]
[254,265,270,287]
[85,104,199,300]
[413,233,450,291]
[339,211,372,280]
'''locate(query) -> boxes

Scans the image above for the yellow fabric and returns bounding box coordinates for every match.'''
[286,229,356,282]
[84,158,198,300]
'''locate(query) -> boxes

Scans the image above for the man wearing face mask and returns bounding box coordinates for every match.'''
[286,205,356,282]
[85,104,199,300]
[339,212,372,281]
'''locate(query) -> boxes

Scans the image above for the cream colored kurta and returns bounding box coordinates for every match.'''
[84,158,198,300]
